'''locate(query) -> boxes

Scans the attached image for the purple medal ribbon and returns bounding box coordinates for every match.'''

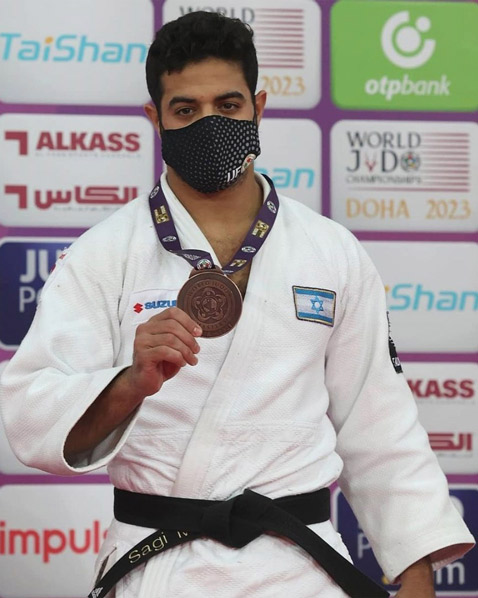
[148,175,279,273]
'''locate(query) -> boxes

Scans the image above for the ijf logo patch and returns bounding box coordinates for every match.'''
[293,286,336,326]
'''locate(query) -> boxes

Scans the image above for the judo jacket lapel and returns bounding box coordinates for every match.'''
[171,227,275,499]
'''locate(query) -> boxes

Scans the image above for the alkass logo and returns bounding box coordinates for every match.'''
[408,378,475,399]
[429,433,473,454]
[0,519,107,563]
[4,130,141,156]
[4,185,138,210]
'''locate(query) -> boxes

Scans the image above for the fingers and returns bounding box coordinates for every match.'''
[134,307,204,372]
[141,344,192,369]
[136,309,202,364]
[141,332,199,366]
[153,307,202,337]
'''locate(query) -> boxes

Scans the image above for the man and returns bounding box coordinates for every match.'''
[0,11,474,598]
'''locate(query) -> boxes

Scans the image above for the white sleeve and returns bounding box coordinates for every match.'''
[0,232,138,476]
[325,233,475,582]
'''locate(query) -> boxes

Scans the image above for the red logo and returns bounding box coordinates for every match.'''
[4,185,138,209]
[0,519,107,563]
[134,303,143,313]
[428,433,473,453]
[4,130,141,155]
[408,378,475,399]
[4,131,28,155]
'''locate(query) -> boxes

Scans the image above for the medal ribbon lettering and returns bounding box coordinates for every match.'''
[148,175,279,274]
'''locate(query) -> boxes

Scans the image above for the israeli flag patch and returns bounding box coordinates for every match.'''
[293,286,336,326]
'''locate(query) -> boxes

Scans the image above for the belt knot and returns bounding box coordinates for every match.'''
[200,489,272,548]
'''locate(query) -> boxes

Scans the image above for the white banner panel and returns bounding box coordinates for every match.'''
[363,241,478,353]
[0,0,153,105]
[404,362,478,474]
[331,120,478,232]
[256,118,321,212]
[0,484,113,598]
[163,0,321,109]
[0,114,154,228]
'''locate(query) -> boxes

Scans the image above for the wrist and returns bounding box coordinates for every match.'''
[117,367,147,407]
[399,556,434,589]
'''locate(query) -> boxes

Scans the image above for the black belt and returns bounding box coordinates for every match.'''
[88,488,389,598]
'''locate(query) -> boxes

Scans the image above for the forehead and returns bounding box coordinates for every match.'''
[160,57,250,101]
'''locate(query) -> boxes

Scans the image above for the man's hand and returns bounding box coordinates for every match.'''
[125,307,202,398]
[64,307,201,460]
[394,556,435,598]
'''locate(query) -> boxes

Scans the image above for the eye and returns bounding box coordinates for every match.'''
[175,107,194,116]
[221,102,239,112]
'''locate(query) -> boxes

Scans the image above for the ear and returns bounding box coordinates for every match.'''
[143,103,160,135]
[254,90,267,125]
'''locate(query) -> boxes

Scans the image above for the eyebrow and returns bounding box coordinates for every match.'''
[168,96,195,108]
[168,90,246,108]
[216,91,246,102]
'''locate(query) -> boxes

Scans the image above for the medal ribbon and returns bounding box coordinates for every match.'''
[148,175,279,274]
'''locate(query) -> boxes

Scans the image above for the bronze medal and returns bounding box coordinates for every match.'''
[177,270,243,338]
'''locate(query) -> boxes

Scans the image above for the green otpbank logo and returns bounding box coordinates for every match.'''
[331,1,478,111]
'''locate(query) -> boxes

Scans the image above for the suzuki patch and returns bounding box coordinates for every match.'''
[127,288,178,324]
[293,286,336,326]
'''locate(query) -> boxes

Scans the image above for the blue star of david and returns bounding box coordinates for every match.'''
[310,296,324,314]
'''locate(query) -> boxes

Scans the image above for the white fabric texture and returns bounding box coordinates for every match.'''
[0,173,474,597]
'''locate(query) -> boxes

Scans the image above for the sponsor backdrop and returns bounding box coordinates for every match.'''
[0,0,477,596]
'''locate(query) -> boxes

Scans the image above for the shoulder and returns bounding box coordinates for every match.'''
[67,194,150,256]
[44,194,152,287]
[278,194,359,249]
[78,193,150,243]
[277,194,376,277]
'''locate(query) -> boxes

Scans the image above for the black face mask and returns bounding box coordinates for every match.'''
[160,115,261,194]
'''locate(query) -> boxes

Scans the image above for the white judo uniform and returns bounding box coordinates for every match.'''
[0,173,474,597]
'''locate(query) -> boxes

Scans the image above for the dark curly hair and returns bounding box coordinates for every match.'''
[146,11,258,113]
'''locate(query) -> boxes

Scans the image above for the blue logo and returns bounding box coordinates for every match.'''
[0,33,147,63]
[256,167,315,189]
[386,284,478,311]
[134,300,177,314]
[333,485,478,593]
[293,286,336,326]
[0,239,72,349]
[145,300,176,310]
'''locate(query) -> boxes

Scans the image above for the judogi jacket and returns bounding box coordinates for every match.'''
[1,174,474,597]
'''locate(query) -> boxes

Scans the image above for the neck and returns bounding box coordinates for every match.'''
[166,167,263,232]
